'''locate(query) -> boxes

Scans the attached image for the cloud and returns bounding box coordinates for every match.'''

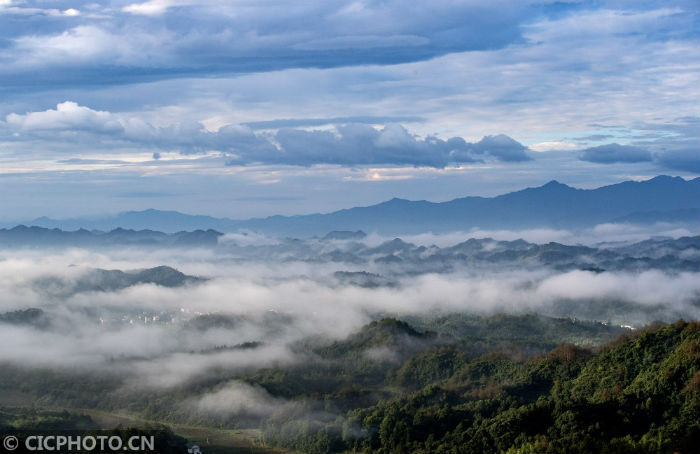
[6,101,122,133]
[243,116,425,130]
[368,221,696,249]
[245,124,528,166]
[577,135,700,172]
[9,25,157,67]
[468,134,531,162]
[268,123,464,167]
[122,0,183,16]
[189,381,285,417]
[0,236,698,391]
[580,143,653,163]
[266,125,532,166]
[536,269,700,307]
[0,1,697,219]
[3,102,529,167]
[525,7,686,42]
[529,141,580,152]
[0,1,71,16]
[461,223,696,246]
[0,0,530,86]
[655,148,700,173]
[575,134,615,142]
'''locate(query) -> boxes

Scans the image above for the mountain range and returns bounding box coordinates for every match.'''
[0,226,222,248]
[9,175,700,236]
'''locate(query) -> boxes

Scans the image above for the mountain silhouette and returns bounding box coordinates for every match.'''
[17,175,700,236]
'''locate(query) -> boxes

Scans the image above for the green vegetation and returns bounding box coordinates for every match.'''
[2,315,697,453]
[0,407,96,431]
[262,320,700,453]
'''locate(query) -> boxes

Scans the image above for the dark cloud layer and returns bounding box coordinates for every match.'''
[0,0,531,89]
[579,142,700,173]
[578,115,700,172]
[580,143,652,163]
[470,134,532,162]
[249,124,529,168]
[232,125,531,167]
[656,149,700,173]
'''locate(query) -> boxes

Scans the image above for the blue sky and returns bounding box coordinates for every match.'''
[0,0,698,220]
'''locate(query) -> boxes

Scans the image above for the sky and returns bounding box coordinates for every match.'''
[0,0,698,221]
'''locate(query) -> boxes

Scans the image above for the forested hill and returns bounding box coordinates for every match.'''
[1,316,698,453]
[264,320,700,454]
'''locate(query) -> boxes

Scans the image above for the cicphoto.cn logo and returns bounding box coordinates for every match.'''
[3,434,154,452]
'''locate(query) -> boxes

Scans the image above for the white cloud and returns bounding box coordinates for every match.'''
[0,238,696,392]
[537,270,700,307]
[529,141,580,152]
[122,0,183,16]
[6,101,122,133]
[9,25,168,67]
[465,223,695,245]
[13,26,119,63]
[189,381,285,416]
[524,8,684,42]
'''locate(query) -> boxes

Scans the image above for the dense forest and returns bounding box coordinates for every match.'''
[261,320,700,453]
[1,316,698,453]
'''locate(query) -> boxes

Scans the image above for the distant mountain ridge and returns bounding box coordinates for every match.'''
[1,223,698,273]
[11,175,700,236]
[27,209,232,233]
[0,225,223,248]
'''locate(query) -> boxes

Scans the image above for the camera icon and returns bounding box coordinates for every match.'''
[3,436,19,451]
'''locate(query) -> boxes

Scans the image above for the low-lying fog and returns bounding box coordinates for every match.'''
[0,226,698,390]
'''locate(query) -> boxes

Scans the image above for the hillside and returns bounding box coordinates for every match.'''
[2,313,697,453]
[264,321,700,453]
